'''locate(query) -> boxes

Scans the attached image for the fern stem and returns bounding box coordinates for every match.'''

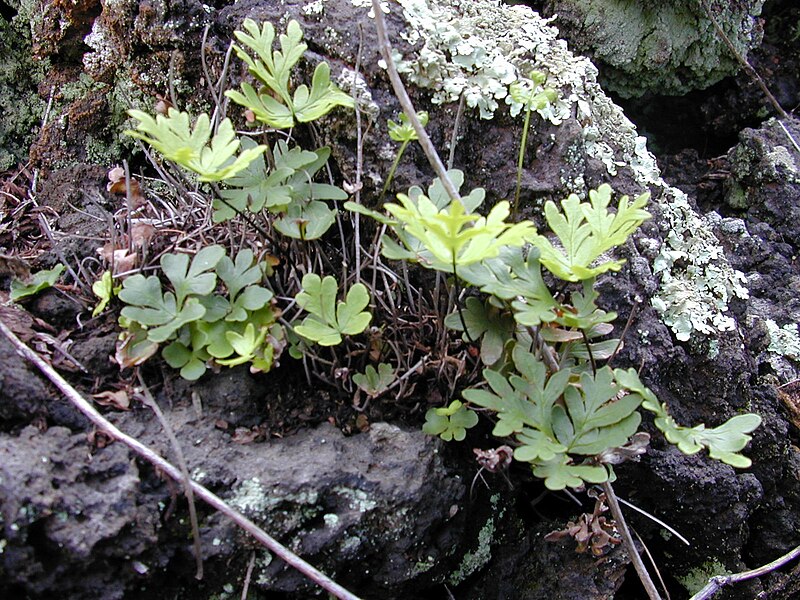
[451,254,476,344]
[380,139,410,201]
[513,100,534,219]
[581,328,597,375]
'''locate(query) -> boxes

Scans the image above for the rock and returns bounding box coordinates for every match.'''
[720,116,800,381]
[466,512,630,600]
[0,411,468,599]
[2,0,800,599]
[537,0,765,97]
[0,426,156,599]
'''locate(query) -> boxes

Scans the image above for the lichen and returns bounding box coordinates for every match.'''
[766,319,800,361]
[302,0,326,17]
[385,0,568,120]
[676,558,733,595]
[332,486,377,512]
[650,191,749,341]
[337,68,380,119]
[449,494,503,585]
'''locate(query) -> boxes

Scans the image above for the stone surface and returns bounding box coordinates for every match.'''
[537,0,765,97]
[1,1,800,599]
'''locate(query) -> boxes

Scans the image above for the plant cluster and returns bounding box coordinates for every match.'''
[352,176,760,488]
[37,18,759,494]
[116,245,282,380]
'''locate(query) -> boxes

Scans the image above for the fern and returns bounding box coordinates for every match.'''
[532,184,651,282]
[225,19,353,128]
[126,109,266,182]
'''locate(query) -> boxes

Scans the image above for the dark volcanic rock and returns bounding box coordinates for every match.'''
[0,410,469,599]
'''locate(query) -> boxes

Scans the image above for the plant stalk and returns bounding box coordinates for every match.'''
[380,139,410,201]
[371,0,461,204]
[513,100,534,218]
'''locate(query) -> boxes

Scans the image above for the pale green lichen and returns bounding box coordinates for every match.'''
[228,478,319,516]
[333,486,377,512]
[766,319,800,361]
[255,550,274,586]
[650,191,749,341]
[336,68,380,119]
[388,0,658,184]
[302,0,326,17]
[676,559,733,595]
[388,0,565,120]
[449,494,503,585]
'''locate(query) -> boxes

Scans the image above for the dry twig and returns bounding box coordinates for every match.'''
[689,544,800,600]
[0,318,363,600]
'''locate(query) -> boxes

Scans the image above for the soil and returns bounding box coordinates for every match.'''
[2,1,800,599]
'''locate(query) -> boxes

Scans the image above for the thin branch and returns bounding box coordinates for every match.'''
[602,481,662,600]
[698,0,788,120]
[447,95,466,170]
[0,319,363,600]
[633,528,672,600]
[352,24,367,283]
[136,373,204,580]
[689,544,800,600]
[615,494,690,547]
[370,0,461,204]
[241,551,257,600]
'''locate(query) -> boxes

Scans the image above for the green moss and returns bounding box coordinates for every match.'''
[0,4,47,170]
[676,559,732,595]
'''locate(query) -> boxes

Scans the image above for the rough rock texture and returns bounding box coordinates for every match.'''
[0,426,156,600]
[1,0,800,599]
[0,399,468,599]
[465,516,630,600]
[536,0,765,98]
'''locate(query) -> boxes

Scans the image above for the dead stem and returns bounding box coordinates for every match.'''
[0,319,363,600]
[136,373,204,580]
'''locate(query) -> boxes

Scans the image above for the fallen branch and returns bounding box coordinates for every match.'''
[689,544,800,600]
[371,0,462,204]
[602,481,662,600]
[0,318,363,600]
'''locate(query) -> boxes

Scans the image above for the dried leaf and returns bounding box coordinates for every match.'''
[107,167,146,207]
[92,390,131,411]
[473,446,513,472]
[130,223,156,248]
[97,244,138,274]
